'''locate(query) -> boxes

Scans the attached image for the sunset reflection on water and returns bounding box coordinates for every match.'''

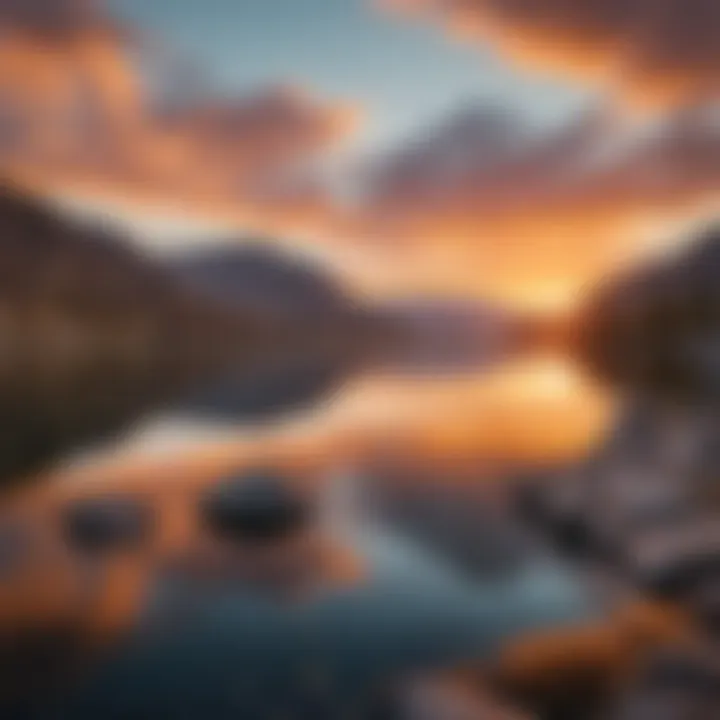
[57,352,614,487]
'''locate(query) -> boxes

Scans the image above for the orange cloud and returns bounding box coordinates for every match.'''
[0,1,359,235]
[385,0,720,107]
[0,0,717,313]
[357,104,720,305]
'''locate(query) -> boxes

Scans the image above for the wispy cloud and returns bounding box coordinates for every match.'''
[383,0,720,107]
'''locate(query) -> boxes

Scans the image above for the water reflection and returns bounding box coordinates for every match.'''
[94,354,612,472]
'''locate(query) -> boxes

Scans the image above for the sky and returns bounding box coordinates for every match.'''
[108,0,587,154]
[0,0,717,304]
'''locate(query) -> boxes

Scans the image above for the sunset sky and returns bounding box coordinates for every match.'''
[0,0,716,305]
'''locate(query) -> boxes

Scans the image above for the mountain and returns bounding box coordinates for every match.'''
[171,242,543,379]
[166,243,383,421]
[370,297,540,375]
[0,190,381,487]
[575,225,720,402]
[170,242,352,318]
[168,247,538,415]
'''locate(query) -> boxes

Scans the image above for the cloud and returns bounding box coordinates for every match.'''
[0,1,138,133]
[0,1,358,234]
[385,0,720,107]
[152,86,357,230]
[364,104,610,221]
[0,0,717,310]
[0,0,111,35]
[357,103,720,303]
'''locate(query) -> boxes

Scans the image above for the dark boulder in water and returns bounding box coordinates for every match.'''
[62,496,155,556]
[199,470,313,543]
